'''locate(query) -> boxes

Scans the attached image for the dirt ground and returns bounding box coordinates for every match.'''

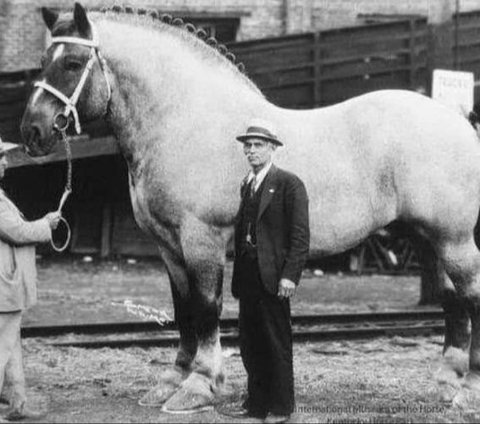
[14,256,471,423]
[24,256,426,326]
[20,336,477,423]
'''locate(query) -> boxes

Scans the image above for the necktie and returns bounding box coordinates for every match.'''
[250,175,257,197]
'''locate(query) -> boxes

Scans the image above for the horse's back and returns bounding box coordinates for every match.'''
[357,90,480,233]
[276,89,480,253]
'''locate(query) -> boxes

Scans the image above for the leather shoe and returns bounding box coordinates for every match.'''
[221,406,265,420]
[264,413,291,423]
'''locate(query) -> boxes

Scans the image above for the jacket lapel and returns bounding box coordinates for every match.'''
[257,165,278,222]
[239,176,250,207]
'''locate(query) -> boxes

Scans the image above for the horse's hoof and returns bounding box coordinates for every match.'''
[432,349,468,403]
[444,347,469,376]
[463,372,480,391]
[433,348,468,385]
[452,388,477,411]
[3,407,47,422]
[138,367,188,407]
[452,373,480,411]
[437,383,459,404]
[434,368,461,404]
[162,372,215,414]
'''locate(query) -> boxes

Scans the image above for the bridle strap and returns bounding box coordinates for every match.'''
[33,23,111,135]
[34,81,72,108]
[50,36,98,48]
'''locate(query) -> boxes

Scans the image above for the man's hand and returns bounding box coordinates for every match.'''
[278,278,296,298]
[44,211,62,230]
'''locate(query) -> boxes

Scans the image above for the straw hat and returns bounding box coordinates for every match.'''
[236,119,283,146]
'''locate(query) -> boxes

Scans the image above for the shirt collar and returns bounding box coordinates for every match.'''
[247,161,273,188]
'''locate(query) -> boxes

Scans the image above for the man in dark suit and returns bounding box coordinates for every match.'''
[231,120,310,423]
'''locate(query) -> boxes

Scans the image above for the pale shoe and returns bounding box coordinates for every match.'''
[264,413,291,423]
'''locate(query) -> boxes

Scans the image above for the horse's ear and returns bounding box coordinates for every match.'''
[73,2,92,38]
[41,7,58,31]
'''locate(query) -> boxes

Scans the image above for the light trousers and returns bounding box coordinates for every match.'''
[0,311,25,412]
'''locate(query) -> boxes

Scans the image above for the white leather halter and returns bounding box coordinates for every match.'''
[34,24,111,134]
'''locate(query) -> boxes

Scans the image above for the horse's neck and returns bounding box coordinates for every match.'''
[98,19,267,174]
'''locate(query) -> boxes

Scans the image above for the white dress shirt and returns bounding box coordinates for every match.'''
[246,162,273,193]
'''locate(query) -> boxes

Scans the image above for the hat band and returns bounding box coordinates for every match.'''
[247,126,277,140]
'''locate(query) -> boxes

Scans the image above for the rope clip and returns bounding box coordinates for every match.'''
[53,112,70,133]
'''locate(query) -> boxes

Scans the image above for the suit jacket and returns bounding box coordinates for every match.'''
[232,165,310,298]
[0,190,51,311]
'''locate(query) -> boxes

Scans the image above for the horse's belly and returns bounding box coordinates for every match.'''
[302,162,397,257]
[308,201,389,256]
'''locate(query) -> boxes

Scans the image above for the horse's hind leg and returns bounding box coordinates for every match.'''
[414,234,470,373]
[442,283,470,355]
[437,238,480,407]
[139,249,196,407]
[434,271,470,401]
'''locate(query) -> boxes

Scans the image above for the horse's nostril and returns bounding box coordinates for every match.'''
[29,125,42,145]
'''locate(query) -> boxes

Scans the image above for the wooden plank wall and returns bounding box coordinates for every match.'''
[231,18,429,108]
[0,70,39,143]
[453,10,480,99]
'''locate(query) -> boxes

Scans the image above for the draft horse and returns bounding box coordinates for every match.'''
[20,2,480,412]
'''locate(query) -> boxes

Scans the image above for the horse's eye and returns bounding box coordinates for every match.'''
[64,58,83,72]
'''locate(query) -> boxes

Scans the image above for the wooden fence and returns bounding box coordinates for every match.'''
[0,70,39,143]
[232,18,429,108]
[454,10,480,99]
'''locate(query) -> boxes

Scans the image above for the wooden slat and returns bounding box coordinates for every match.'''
[313,32,321,106]
[320,30,421,51]
[409,19,416,88]
[100,203,113,258]
[7,135,120,169]
[263,84,314,107]
[455,10,480,80]
[319,47,426,67]
[111,201,158,257]
[246,47,426,78]
[319,72,410,105]
[0,102,27,120]
[0,87,29,104]
[229,33,312,52]
[258,63,424,91]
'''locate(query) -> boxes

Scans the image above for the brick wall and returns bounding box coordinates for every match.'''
[312,0,480,30]
[0,0,289,72]
[1,0,480,72]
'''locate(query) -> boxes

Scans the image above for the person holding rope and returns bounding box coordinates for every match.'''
[0,137,60,421]
[230,119,310,423]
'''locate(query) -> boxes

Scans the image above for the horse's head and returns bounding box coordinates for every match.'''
[21,3,111,156]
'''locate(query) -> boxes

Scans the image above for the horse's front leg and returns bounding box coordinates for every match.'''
[162,215,227,413]
[139,247,197,407]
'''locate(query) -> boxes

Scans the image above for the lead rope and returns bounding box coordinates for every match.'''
[51,115,72,252]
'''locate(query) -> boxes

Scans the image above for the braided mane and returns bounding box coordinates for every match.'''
[99,5,246,74]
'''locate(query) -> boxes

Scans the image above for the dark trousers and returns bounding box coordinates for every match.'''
[237,253,294,416]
